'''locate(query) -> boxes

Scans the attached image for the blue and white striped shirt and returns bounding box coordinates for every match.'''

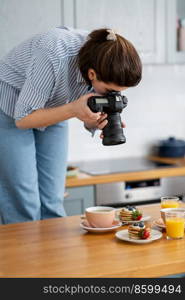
[0,26,93,130]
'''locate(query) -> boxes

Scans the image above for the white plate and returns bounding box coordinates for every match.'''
[153,219,185,230]
[119,215,151,224]
[115,229,162,244]
[153,219,166,229]
[80,221,122,233]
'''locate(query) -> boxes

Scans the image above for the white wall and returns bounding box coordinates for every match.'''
[0,0,61,58]
[68,64,185,163]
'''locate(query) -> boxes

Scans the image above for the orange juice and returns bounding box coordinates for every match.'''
[166,217,184,239]
[161,200,180,209]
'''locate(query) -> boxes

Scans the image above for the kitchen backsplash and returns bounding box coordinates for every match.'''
[68,64,185,163]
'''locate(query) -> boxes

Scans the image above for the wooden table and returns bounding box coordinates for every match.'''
[0,204,185,278]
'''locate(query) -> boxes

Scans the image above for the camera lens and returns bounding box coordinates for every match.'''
[103,113,126,146]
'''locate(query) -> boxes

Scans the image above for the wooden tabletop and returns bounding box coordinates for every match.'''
[0,203,185,278]
[66,156,185,187]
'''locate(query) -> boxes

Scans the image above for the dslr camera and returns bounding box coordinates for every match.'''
[87,91,128,146]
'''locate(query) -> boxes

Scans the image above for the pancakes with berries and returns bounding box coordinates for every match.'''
[119,205,142,222]
[128,222,151,240]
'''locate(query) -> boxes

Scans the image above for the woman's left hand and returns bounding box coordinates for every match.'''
[84,113,108,130]
[99,121,126,139]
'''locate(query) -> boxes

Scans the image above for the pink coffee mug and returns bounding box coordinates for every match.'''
[85,206,115,228]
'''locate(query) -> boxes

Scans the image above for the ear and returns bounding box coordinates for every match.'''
[88,69,97,81]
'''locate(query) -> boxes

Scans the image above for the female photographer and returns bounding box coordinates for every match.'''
[0,27,142,224]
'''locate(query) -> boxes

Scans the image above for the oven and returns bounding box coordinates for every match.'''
[95,176,185,206]
[76,157,185,206]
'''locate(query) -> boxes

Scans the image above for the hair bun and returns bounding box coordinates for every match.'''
[87,28,113,42]
[106,29,117,41]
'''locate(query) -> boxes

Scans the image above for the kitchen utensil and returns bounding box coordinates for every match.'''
[160,207,185,223]
[66,166,79,177]
[161,196,180,209]
[115,229,162,244]
[80,219,122,233]
[85,206,115,228]
[158,137,185,158]
[165,210,185,239]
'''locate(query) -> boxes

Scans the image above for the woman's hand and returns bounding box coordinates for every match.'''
[71,93,101,123]
[99,121,126,139]
[71,93,126,137]
[84,112,108,130]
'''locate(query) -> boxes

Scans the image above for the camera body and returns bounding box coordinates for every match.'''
[87,91,128,146]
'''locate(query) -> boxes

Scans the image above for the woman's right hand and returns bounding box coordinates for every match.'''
[70,93,101,123]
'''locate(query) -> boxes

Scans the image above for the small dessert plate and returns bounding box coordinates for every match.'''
[153,218,166,229]
[120,215,151,224]
[80,220,122,233]
[115,229,162,244]
[153,218,185,230]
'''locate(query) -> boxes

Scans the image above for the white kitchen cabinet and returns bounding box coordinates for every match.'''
[64,186,95,216]
[62,0,166,64]
[0,0,61,58]
[167,0,185,63]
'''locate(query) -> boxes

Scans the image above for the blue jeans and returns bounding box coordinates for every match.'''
[0,109,68,224]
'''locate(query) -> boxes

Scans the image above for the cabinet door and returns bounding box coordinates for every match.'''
[167,0,185,63]
[161,176,185,199]
[0,0,61,58]
[62,0,165,63]
[64,186,94,216]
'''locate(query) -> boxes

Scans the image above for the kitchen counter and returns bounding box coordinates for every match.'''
[1,203,185,278]
[66,156,185,187]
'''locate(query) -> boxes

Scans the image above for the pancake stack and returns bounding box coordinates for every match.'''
[119,205,142,222]
[128,222,151,240]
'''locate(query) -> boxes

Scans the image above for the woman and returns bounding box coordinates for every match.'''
[0,27,142,224]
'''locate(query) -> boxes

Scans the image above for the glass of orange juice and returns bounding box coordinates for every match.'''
[161,196,180,209]
[165,211,185,239]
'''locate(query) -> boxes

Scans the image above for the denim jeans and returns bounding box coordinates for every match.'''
[0,109,68,224]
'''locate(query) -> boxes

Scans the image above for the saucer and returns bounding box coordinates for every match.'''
[120,215,151,224]
[80,220,122,233]
[115,229,162,244]
[153,218,185,230]
[153,218,166,229]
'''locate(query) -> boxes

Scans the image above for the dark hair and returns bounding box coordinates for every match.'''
[78,28,142,87]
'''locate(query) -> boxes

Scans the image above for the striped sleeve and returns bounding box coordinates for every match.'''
[84,123,96,137]
[14,49,57,120]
